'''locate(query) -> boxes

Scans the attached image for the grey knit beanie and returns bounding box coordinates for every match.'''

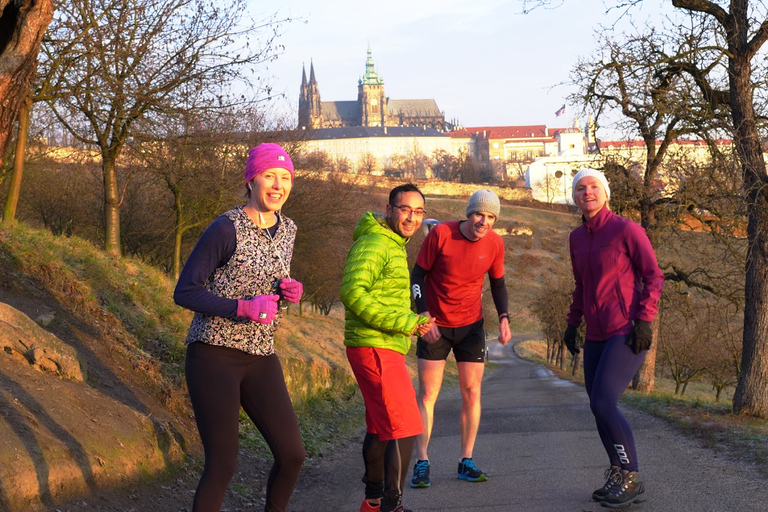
[572,168,610,202]
[466,189,500,218]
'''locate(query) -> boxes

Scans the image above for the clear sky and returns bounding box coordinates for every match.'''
[247,0,669,133]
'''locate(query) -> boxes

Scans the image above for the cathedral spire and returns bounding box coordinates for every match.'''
[361,44,383,85]
[309,60,317,85]
[301,64,307,88]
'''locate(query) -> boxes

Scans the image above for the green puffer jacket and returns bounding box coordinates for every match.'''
[341,212,428,355]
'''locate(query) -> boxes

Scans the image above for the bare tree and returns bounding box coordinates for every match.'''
[531,264,580,373]
[21,157,101,237]
[133,106,258,278]
[430,149,457,181]
[529,0,768,418]
[36,0,293,256]
[658,291,712,395]
[0,0,53,224]
[284,171,376,315]
[662,0,768,418]
[703,301,742,401]
[569,26,715,392]
[357,152,378,175]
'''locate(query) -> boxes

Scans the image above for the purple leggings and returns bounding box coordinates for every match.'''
[185,342,306,512]
[583,334,645,472]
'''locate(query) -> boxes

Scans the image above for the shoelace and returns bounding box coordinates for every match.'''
[601,468,621,490]
[608,472,637,497]
[462,459,480,471]
[414,462,428,477]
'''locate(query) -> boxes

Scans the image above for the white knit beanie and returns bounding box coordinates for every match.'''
[466,189,500,217]
[572,168,610,202]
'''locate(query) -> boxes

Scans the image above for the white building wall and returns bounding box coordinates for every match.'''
[301,135,469,173]
[525,155,602,204]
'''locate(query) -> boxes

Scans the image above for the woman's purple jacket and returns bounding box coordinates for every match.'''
[567,206,664,341]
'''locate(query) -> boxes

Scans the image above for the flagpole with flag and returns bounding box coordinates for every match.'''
[555,104,566,117]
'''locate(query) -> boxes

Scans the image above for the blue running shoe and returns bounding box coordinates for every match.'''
[457,458,487,482]
[410,459,431,488]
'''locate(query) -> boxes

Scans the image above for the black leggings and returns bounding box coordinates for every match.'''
[362,433,416,512]
[185,342,306,512]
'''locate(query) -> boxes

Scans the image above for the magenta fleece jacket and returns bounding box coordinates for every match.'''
[567,206,664,341]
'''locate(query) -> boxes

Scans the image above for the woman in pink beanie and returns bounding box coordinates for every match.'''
[174,142,305,512]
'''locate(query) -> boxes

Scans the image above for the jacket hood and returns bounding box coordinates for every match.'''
[352,212,408,247]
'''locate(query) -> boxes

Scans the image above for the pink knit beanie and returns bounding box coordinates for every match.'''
[244,143,294,184]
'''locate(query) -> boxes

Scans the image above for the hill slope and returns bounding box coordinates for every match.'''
[0,224,359,511]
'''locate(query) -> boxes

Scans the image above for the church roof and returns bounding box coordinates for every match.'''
[302,126,448,140]
[320,101,358,123]
[387,99,442,117]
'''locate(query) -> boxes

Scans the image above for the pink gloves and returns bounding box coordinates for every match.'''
[237,295,279,324]
[279,278,304,304]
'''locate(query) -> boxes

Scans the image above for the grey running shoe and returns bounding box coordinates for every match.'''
[457,457,488,482]
[410,459,431,488]
[601,471,647,509]
[592,467,622,501]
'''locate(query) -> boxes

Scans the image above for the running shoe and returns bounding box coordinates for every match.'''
[601,471,646,509]
[592,466,622,501]
[359,499,381,512]
[410,459,431,488]
[457,457,488,482]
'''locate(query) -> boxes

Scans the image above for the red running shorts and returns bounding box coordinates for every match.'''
[346,346,424,441]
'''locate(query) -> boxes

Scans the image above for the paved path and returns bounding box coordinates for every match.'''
[289,335,767,512]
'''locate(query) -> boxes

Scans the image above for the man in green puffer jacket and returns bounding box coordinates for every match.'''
[342,183,434,512]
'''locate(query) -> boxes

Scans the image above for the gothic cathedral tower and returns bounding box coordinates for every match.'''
[358,45,386,127]
[298,61,321,129]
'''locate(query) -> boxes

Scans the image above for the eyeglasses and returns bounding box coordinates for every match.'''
[391,204,426,217]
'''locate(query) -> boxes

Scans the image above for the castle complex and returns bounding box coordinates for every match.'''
[298,46,448,131]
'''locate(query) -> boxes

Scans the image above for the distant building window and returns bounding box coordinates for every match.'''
[493,142,499,149]
[555,170,563,178]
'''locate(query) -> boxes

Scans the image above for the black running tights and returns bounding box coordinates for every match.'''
[362,432,416,511]
[185,342,306,512]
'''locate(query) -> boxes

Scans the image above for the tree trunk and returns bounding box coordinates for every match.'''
[728,25,768,418]
[571,352,581,376]
[734,179,768,417]
[172,186,183,280]
[0,0,53,165]
[632,181,660,392]
[633,318,659,392]
[102,156,122,257]
[2,93,30,224]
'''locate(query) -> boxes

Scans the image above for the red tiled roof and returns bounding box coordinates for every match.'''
[599,138,733,148]
[448,125,574,140]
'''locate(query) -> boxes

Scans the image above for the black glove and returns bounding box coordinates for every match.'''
[628,320,653,354]
[563,324,580,355]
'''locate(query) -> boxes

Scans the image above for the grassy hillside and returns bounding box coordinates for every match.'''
[0,222,365,510]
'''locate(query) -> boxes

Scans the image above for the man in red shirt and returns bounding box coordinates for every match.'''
[409,189,512,489]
